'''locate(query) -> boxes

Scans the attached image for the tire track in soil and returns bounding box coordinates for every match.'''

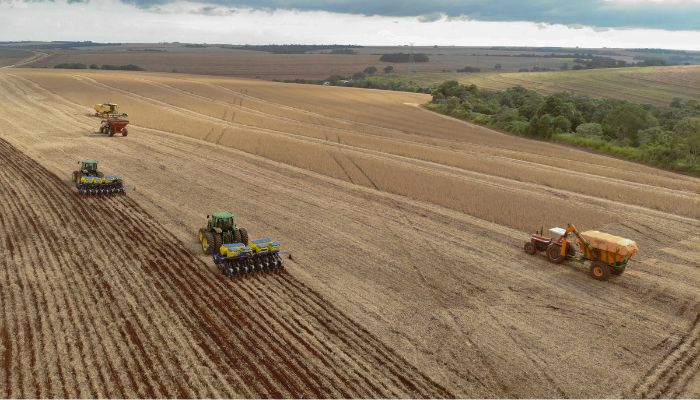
[241,275,379,397]
[0,140,160,398]
[246,275,396,396]
[0,148,107,398]
[0,130,226,396]
[275,273,453,397]
[0,180,69,398]
[110,190,432,396]
[630,312,700,398]
[0,135,452,398]
[1,326,10,398]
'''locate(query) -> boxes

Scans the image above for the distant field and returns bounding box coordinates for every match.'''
[28,44,698,106]
[23,44,696,79]
[456,66,700,106]
[0,48,33,67]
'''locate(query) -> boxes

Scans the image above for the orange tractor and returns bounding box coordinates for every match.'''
[524,223,639,281]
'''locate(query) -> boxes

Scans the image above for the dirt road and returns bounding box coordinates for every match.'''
[0,69,698,397]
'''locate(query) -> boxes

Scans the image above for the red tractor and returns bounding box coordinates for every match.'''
[524,227,575,260]
[100,116,129,137]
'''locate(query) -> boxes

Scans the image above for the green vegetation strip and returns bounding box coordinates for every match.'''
[428,81,700,174]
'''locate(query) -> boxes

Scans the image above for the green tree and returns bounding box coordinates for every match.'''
[552,115,572,133]
[576,122,603,136]
[383,65,394,74]
[363,66,378,75]
[527,114,556,139]
[537,95,582,128]
[674,117,700,161]
[603,104,658,146]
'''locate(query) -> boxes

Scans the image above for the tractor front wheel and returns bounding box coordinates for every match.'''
[590,261,611,281]
[546,244,565,264]
[523,241,536,255]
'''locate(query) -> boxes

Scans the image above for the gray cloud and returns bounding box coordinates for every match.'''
[64,0,700,31]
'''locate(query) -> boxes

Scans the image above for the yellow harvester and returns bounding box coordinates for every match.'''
[94,103,127,118]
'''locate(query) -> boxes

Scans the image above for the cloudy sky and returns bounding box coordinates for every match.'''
[1,0,699,49]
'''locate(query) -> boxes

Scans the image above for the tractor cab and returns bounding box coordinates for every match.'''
[208,211,236,233]
[80,160,99,176]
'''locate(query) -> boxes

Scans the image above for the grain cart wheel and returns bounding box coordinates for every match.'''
[122,128,128,137]
[524,241,536,255]
[610,265,626,276]
[108,126,115,137]
[238,228,249,245]
[199,229,215,255]
[546,244,565,264]
[590,261,611,281]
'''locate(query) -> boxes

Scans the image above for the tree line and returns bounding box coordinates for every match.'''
[54,63,145,71]
[428,81,700,173]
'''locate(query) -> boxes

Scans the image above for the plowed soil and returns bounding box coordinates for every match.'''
[0,69,698,398]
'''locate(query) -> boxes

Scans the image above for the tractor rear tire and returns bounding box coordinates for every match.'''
[546,244,565,264]
[213,234,223,255]
[524,241,536,255]
[200,229,215,255]
[590,261,611,281]
[238,228,249,245]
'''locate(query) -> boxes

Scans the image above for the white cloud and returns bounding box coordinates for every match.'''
[0,0,699,50]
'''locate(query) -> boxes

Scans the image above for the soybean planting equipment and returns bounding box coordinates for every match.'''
[199,211,284,276]
[71,160,125,195]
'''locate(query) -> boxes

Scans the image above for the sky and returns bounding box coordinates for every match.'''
[1,0,699,49]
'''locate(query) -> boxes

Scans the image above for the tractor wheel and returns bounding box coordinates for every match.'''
[238,228,249,245]
[213,234,223,255]
[590,261,611,281]
[523,241,536,255]
[108,127,115,137]
[199,229,215,255]
[122,128,128,137]
[546,244,565,264]
[610,265,626,276]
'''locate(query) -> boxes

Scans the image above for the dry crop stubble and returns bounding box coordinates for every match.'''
[1,68,699,397]
[0,135,451,398]
[18,71,699,223]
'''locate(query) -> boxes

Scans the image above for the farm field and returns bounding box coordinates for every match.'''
[0,68,699,397]
[0,48,33,68]
[452,65,700,106]
[19,44,642,78]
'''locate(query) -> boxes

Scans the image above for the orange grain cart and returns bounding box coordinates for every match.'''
[524,223,639,281]
[100,116,129,137]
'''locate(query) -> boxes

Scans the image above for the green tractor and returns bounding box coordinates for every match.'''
[198,211,249,255]
[71,160,125,195]
[72,160,103,181]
